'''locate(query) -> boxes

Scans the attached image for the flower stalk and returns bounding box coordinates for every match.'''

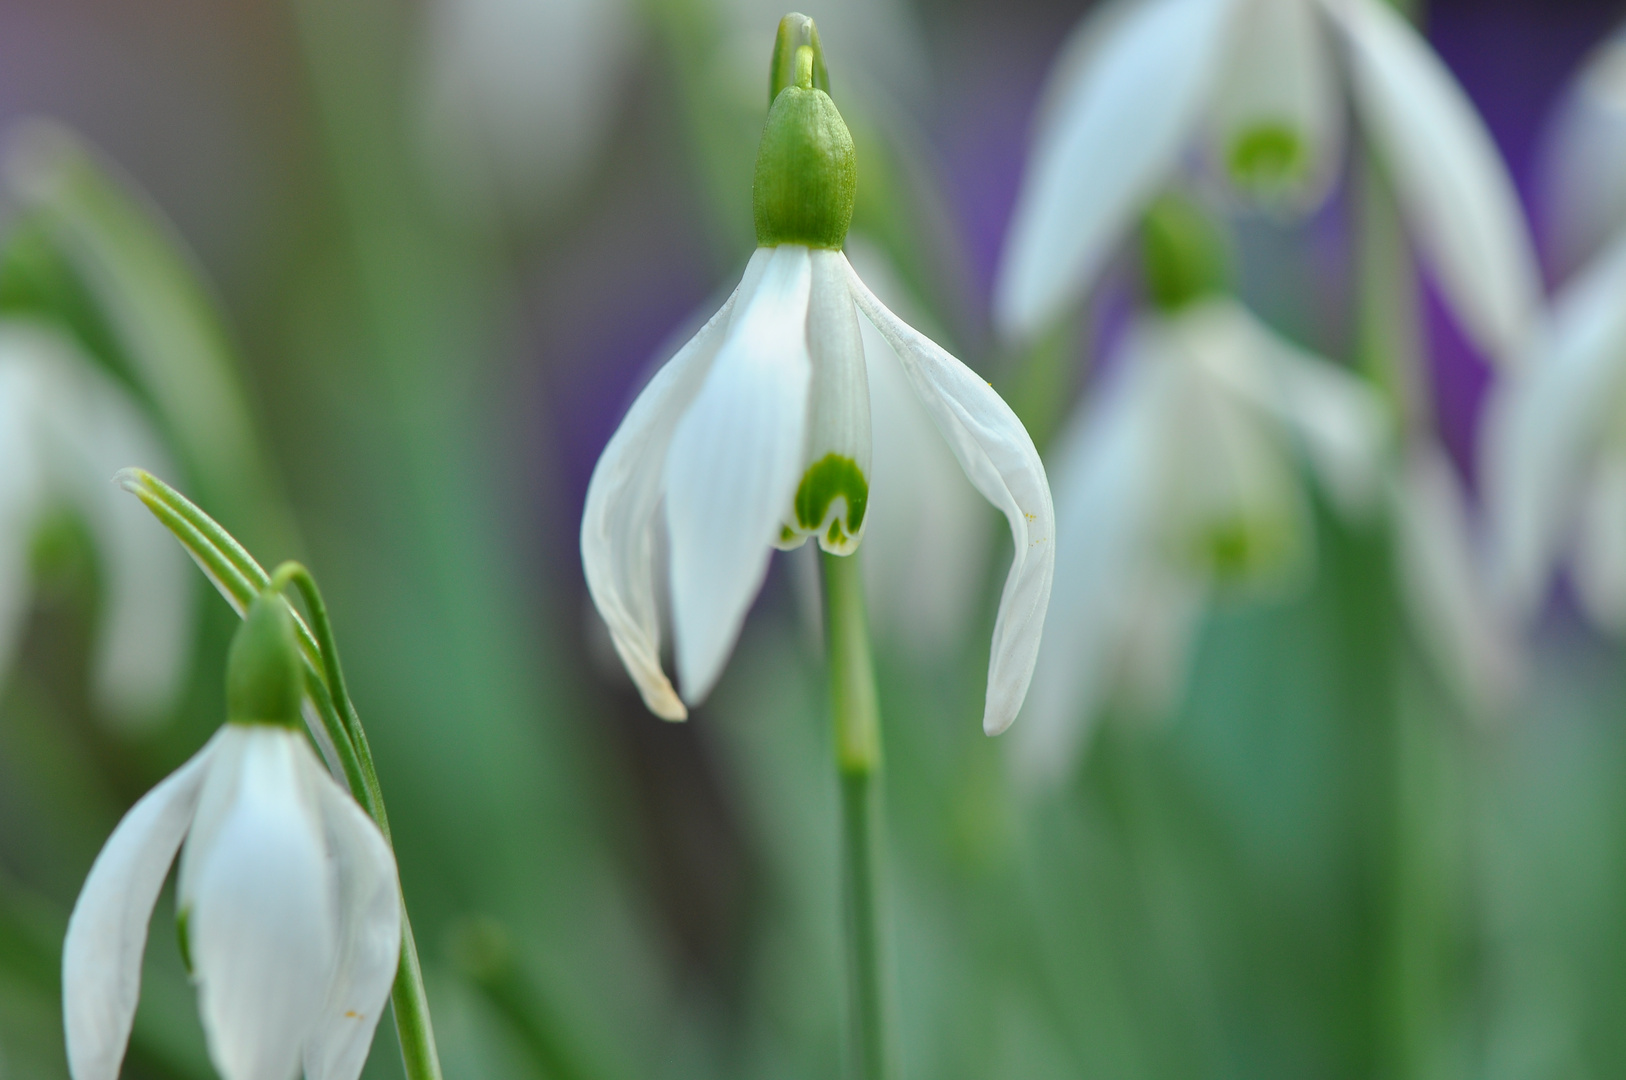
[116,468,444,1080]
[822,549,896,1080]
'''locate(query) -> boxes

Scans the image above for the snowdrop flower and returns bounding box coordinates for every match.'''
[0,321,191,725]
[995,0,1539,367]
[1015,207,1387,778]
[63,593,400,1080]
[582,19,1053,734]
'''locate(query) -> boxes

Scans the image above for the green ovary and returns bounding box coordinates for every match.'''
[1228,123,1309,192]
[793,454,869,551]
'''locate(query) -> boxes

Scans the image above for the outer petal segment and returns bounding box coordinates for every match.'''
[302,751,402,1080]
[581,250,769,719]
[664,245,814,705]
[182,726,337,1080]
[993,0,1238,340]
[1481,232,1626,621]
[1324,0,1540,366]
[847,256,1055,735]
[63,732,219,1080]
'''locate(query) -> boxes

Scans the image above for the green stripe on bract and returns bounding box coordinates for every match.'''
[1228,123,1309,193]
[795,454,868,548]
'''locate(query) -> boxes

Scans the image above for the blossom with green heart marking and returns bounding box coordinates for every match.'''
[580,14,1055,736]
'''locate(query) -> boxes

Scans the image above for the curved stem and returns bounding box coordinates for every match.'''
[821,550,897,1080]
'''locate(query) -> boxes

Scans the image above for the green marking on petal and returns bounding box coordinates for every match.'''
[1193,514,1296,583]
[176,905,193,977]
[780,524,798,544]
[1228,123,1309,193]
[795,453,869,537]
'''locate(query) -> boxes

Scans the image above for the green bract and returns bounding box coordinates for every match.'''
[226,591,304,728]
[753,34,856,250]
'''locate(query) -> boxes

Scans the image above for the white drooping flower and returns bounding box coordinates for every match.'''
[995,0,1540,367]
[63,595,401,1080]
[0,320,192,724]
[1014,295,1389,780]
[581,34,1053,735]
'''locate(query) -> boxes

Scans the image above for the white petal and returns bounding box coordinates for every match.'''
[1324,0,1541,366]
[1537,26,1626,278]
[63,732,219,1080]
[1207,0,1345,212]
[1189,300,1390,516]
[29,326,193,726]
[1481,231,1626,621]
[181,726,338,1080]
[1573,451,1626,633]
[664,245,814,704]
[1013,350,1168,780]
[993,0,1241,340]
[302,752,401,1080]
[1392,444,1519,715]
[581,250,771,719]
[846,241,991,656]
[847,257,1055,735]
[781,248,871,555]
[0,355,45,689]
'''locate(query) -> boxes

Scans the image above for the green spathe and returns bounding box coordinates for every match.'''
[795,453,869,548]
[753,41,856,250]
[768,13,830,105]
[226,591,304,727]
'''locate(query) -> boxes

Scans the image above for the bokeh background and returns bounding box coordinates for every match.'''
[2,0,1624,1078]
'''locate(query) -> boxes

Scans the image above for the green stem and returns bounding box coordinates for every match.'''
[821,551,896,1080]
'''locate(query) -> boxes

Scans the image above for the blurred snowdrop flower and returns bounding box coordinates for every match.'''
[64,594,400,1080]
[996,0,1540,365]
[1015,206,1387,777]
[0,321,191,725]
[1483,233,1626,632]
[417,0,635,221]
[1538,20,1626,278]
[582,23,1053,734]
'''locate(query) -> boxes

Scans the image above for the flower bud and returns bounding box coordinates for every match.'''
[753,16,856,250]
[226,592,304,727]
[1140,195,1230,312]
